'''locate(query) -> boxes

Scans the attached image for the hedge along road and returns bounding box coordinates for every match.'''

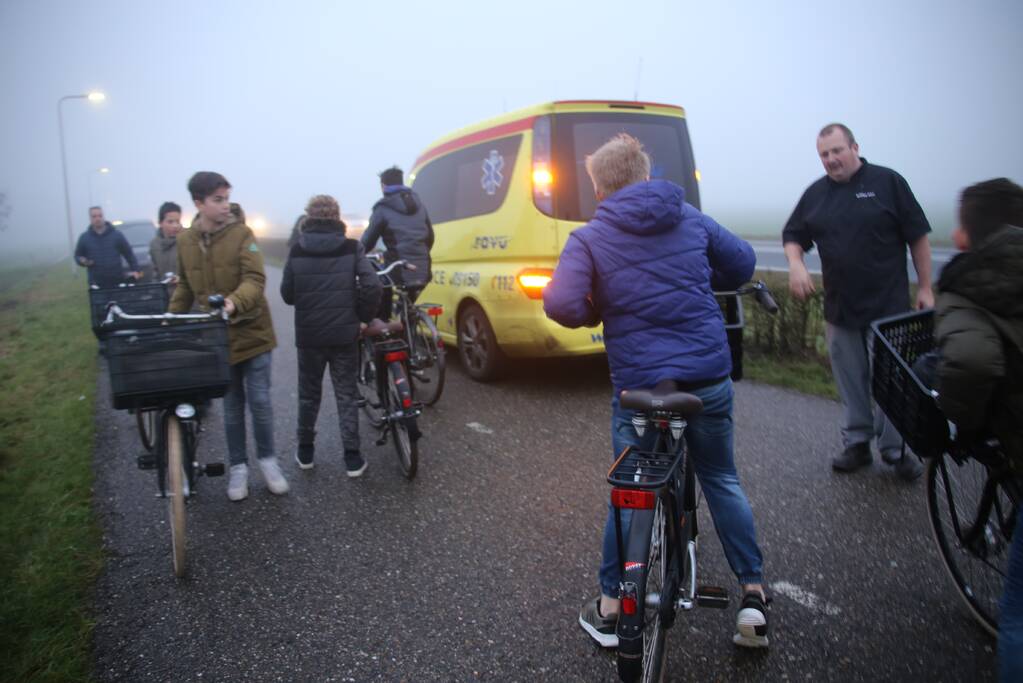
[90,265,996,682]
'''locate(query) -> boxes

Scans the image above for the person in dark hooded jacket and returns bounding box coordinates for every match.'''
[281,194,382,477]
[75,205,141,287]
[544,134,768,650]
[360,166,434,319]
[932,178,1023,680]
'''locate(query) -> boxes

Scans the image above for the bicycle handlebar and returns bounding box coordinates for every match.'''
[716,281,779,315]
[102,295,228,326]
[375,259,417,277]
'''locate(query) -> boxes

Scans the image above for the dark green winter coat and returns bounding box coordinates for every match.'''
[935,224,1023,464]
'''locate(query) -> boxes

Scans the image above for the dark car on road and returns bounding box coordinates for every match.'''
[116,220,157,281]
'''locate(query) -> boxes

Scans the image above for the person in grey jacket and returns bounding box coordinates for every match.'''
[360,166,434,319]
[75,205,141,287]
[149,201,182,282]
[281,194,382,477]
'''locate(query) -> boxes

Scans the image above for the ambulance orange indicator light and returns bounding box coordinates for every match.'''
[516,268,554,299]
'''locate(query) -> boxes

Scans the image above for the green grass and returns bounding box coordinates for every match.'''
[0,264,104,682]
[744,351,837,400]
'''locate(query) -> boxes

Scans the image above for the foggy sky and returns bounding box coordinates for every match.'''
[1,0,1021,256]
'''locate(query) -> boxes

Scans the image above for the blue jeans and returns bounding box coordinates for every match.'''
[599,378,764,597]
[1000,504,1023,681]
[223,351,275,466]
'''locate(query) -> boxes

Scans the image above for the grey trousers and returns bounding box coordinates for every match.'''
[825,323,903,455]
[297,345,360,454]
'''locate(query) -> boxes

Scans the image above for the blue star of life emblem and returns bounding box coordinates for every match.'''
[481,150,505,196]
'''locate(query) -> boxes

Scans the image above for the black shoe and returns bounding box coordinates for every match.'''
[345,451,367,478]
[894,452,923,481]
[832,443,872,472]
[578,596,618,648]
[295,444,315,470]
[733,592,769,648]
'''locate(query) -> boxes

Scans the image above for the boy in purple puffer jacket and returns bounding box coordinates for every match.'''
[544,134,769,649]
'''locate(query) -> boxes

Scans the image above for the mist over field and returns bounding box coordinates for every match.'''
[1,0,1019,260]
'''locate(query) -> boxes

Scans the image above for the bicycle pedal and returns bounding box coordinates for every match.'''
[695,585,730,609]
[203,463,225,477]
[137,454,156,470]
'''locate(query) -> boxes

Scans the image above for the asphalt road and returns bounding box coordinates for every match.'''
[91,266,995,682]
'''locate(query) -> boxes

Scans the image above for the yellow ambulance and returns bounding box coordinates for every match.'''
[410,100,701,380]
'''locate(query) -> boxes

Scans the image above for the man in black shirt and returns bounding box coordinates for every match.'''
[783,123,933,481]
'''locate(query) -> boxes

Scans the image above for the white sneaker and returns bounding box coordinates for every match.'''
[258,457,290,495]
[733,592,769,648]
[227,464,248,501]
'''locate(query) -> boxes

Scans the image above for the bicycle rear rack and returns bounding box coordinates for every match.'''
[607,447,684,490]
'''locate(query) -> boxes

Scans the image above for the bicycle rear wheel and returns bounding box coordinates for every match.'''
[356,340,383,428]
[388,363,418,480]
[166,415,187,578]
[410,312,445,406]
[617,501,668,683]
[136,409,156,452]
[927,452,1017,636]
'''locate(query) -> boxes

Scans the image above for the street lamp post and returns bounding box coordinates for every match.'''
[59,91,105,274]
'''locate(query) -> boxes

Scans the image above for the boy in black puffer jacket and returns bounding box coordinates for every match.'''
[933,178,1023,681]
[281,195,382,476]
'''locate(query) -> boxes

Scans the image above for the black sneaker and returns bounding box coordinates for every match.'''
[578,596,618,648]
[733,591,769,648]
[295,444,315,470]
[894,452,923,481]
[832,442,872,472]
[345,451,367,478]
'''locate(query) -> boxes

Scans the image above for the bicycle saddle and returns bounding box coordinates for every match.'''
[363,318,404,337]
[620,379,704,415]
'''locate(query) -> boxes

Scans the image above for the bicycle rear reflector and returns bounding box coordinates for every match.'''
[402,396,413,409]
[611,488,656,509]
[426,306,443,317]
[621,594,638,615]
[384,351,408,363]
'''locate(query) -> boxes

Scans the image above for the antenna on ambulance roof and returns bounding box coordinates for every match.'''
[633,57,643,101]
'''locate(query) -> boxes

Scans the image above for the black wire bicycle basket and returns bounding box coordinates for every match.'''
[871,310,950,458]
[106,319,230,410]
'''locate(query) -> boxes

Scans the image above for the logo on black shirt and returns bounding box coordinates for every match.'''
[855,191,877,199]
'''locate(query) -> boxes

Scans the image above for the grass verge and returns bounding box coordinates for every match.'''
[0,264,103,682]
[744,351,837,400]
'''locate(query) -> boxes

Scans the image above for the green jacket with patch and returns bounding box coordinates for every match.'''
[169,218,276,364]
[935,224,1023,463]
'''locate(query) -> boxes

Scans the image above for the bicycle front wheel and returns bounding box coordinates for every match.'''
[618,500,668,683]
[388,363,419,480]
[166,415,187,578]
[410,312,445,406]
[136,409,156,452]
[927,452,1017,636]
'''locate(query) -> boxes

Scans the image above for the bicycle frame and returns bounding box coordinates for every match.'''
[936,450,1019,564]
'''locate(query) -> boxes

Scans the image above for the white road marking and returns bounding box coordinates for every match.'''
[770,580,841,616]
[466,422,494,435]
